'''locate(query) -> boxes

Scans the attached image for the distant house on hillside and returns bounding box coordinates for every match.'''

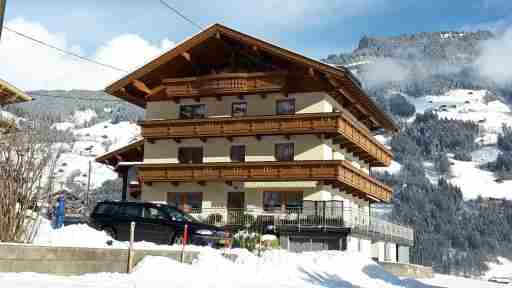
[96,24,413,262]
[0,78,31,129]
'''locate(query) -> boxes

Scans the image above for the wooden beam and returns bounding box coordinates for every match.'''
[181,52,191,62]
[132,79,152,95]
[308,67,315,78]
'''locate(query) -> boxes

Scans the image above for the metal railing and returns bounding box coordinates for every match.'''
[189,201,414,245]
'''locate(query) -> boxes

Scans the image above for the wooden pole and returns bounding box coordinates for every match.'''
[127,221,135,273]
[181,224,188,263]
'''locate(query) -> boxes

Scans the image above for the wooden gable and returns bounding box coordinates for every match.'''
[105,24,397,132]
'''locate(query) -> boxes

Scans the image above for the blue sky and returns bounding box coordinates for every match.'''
[5,0,512,58]
[1,0,511,90]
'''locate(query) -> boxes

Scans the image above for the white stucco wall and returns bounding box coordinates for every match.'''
[145,92,334,120]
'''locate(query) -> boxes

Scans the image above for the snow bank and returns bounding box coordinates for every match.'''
[130,250,408,288]
[32,221,214,252]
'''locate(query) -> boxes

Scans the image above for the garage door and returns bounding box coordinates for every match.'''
[289,237,340,252]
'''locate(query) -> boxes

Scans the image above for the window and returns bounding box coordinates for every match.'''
[167,192,203,213]
[179,104,206,119]
[232,102,247,117]
[143,207,167,220]
[178,147,203,164]
[263,191,303,212]
[120,205,142,217]
[94,203,119,216]
[276,99,295,115]
[230,145,246,162]
[275,143,294,161]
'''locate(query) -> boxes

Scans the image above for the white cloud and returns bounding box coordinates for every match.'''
[475,27,512,86]
[0,18,175,91]
[362,58,409,87]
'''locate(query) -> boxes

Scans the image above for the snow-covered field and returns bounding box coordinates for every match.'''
[411,89,512,146]
[50,110,141,190]
[405,89,512,200]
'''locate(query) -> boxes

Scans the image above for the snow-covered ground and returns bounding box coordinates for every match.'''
[49,111,141,190]
[484,257,512,281]
[411,89,512,146]
[449,158,512,199]
[406,89,512,200]
[3,220,509,288]
[0,250,416,288]
[414,274,507,288]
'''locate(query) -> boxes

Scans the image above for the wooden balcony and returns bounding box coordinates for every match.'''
[160,71,287,101]
[135,160,392,202]
[141,112,392,166]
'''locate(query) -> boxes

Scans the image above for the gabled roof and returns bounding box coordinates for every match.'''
[0,79,32,105]
[105,23,397,132]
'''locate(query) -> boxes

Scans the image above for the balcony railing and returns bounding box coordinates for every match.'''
[136,160,392,202]
[141,112,392,166]
[188,201,414,245]
[162,72,287,100]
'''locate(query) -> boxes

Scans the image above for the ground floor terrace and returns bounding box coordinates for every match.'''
[127,178,413,258]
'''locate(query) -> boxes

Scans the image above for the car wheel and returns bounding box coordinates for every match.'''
[103,227,117,239]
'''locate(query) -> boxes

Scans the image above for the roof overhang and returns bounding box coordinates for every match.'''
[0,79,32,105]
[95,139,144,169]
[104,23,398,133]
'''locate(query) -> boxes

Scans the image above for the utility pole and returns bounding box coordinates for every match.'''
[0,0,6,41]
[86,160,92,210]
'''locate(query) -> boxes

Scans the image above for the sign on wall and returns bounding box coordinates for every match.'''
[0,0,5,40]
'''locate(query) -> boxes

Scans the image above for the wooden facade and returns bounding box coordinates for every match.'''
[141,111,392,166]
[136,160,392,202]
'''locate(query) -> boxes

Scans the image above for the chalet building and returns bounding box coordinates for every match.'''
[97,24,413,261]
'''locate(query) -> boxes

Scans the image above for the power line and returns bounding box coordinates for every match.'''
[158,0,203,31]
[2,26,129,73]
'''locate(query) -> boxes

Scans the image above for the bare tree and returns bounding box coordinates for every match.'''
[0,117,57,242]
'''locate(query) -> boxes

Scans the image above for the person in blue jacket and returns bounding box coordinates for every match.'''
[54,194,65,229]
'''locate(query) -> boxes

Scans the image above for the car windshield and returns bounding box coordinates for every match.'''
[158,205,199,223]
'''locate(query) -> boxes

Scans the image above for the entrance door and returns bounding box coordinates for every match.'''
[228,192,245,209]
[227,192,245,225]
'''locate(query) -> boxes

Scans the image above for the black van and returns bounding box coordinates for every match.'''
[89,201,229,246]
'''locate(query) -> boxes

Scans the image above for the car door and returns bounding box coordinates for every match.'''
[138,205,175,244]
[115,204,144,241]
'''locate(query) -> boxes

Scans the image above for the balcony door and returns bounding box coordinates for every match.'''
[227,192,245,209]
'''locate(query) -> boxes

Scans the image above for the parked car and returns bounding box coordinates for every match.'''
[89,201,230,246]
